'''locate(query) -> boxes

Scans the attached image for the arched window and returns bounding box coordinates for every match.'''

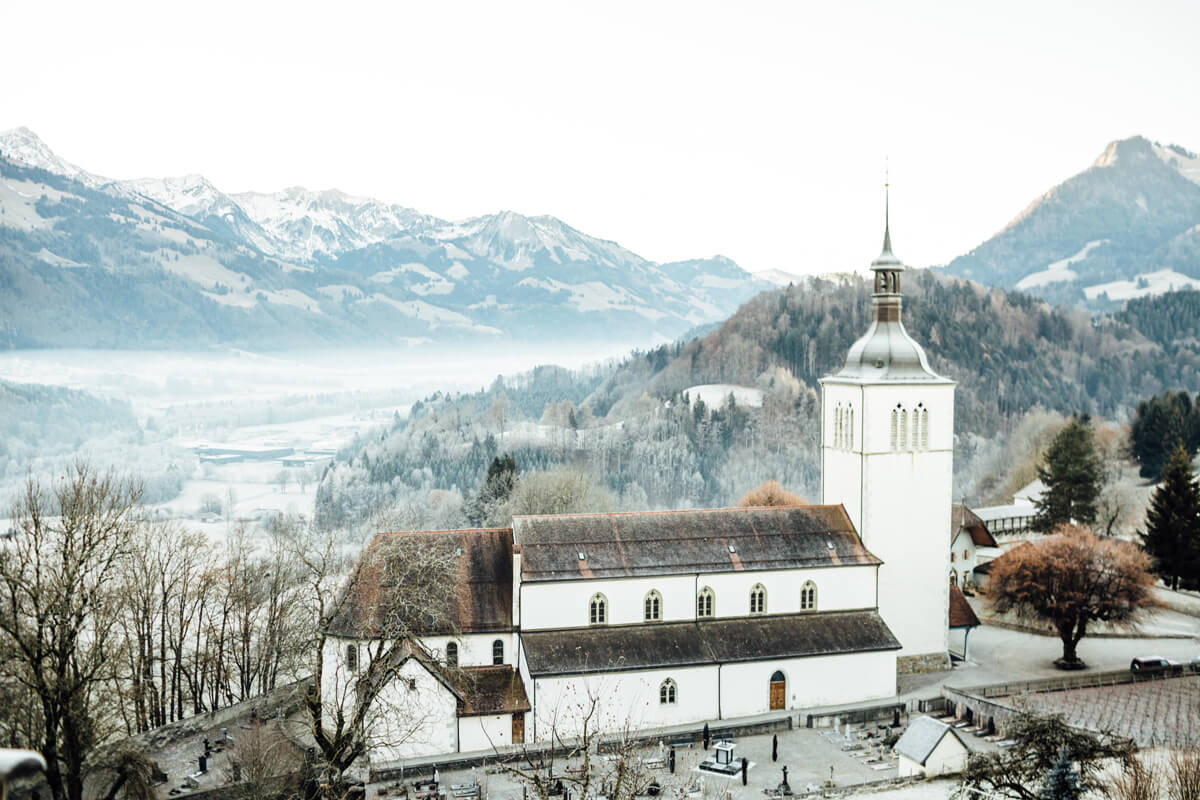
[749,583,767,615]
[890,407,899,451]
[921,407,929,450]
[697,587,715,618]
[345,643,358,674]
[834,407,842,449]
[644,589,662,622]
[848,408,854,449]
[900,410,909,451]
[800,580,817,611]
[446,642,458,668]
[660,678,677,705]
[492,639,504,665]
[589,593,608,625]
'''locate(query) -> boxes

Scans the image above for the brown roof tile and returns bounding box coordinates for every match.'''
[951,504,998,548]
[948,585,980,629]
[330,528,514,637]
[454,666,531,716]
[514,506,880,582]
[521,611,901,676]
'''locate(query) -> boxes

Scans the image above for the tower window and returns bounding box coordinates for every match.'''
[900,409,909,451]
[492,639,504,665]
[750,583,767,615]
[590,593,608,625]
[644,589,663,622]
[921,408,930,450]
[345,643,358,674]
[446,642,458,667]
[697,586,715,618]
[848,408,854,449]
[890,407,899,451]
[800,580,817,611]
[660,678,677,705]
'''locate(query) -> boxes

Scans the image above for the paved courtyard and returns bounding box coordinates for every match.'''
[370,724,982,800]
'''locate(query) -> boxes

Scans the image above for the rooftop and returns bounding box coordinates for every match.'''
[514,505,881,582]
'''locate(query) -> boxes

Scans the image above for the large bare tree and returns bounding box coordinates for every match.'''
[0,465,142,800]
[986,525,1158,668]
[286,520,463,797]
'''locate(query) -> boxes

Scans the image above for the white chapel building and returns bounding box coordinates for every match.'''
[323,218,957,761]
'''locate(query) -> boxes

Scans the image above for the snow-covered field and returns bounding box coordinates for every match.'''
[1014,239,1108,290]
[1083,268,1200,301]
[685,384,764,408]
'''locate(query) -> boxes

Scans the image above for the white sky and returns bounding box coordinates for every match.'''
[3,0,1198,275]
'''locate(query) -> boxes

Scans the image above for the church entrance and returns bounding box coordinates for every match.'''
[512,712,525,744]
[769,671,786,711]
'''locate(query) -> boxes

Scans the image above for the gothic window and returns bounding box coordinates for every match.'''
[900,410,909,451]
[800,580,817,611]
[492,639,504,665]
[644,589,663,622]
[890,407,900,451]
[834,408,841,449]
[697,586,715,618]
[660,678,677,705]
[921,407,930,450]
[345,643,358,674]
[848,408,854,449]
[749,583,767,615]
[446,642,458,667]
[590,593,608,625]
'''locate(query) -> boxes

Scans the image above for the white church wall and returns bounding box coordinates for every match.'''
[422,633,515,667]
[702,565,876,617]
[531,666,719,741]
[321,639,460,762]
[718,649,895,716]
[821,383,865,530]
[458,713,514,753]
[521,575,696,630]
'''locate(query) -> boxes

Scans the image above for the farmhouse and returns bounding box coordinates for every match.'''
[324,218,962,760]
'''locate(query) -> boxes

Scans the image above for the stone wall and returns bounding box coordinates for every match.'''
[897,651,950,675]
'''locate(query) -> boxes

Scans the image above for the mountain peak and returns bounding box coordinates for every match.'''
[1093,135,1154,169]
[0,126,107,188]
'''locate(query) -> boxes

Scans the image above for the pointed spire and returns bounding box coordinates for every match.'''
[871,168,902,270]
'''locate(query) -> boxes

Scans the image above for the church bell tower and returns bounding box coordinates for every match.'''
[819,195,955,674]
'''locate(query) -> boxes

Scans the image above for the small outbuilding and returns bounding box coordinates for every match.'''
[894,715,970,777]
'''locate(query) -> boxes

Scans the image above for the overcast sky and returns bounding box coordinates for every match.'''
[3,0,1198,275]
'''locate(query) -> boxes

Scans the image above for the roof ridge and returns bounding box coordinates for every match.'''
[513,504,844,521]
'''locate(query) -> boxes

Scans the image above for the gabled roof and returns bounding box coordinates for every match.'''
[948,585,980,629]
[521,611,901,677]
[329,528,513,637]
[951,504,998,548]
[454,666,530,717]
[514,506,881,582]
[894,716,968,766]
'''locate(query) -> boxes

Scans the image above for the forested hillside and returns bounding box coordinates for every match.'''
[315,273,1200,529]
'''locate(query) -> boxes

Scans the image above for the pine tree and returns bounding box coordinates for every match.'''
[1141,442,1200,590]
[1131,390,1200,479]
[1038,747,1083,800]
[1033,415,1102,533]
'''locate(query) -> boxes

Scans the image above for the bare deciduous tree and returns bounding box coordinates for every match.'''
[0,465,142,800]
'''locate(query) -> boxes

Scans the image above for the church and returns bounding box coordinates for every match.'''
[322,217,956,762]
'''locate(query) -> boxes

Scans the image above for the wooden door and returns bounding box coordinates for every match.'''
[512,712,525,744]
[769,681,786,710]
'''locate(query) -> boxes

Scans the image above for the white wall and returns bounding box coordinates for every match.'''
[718,649,895,715]
[702,565,876,617]
[924,734,969,775]
[321,638,459,762]
[522,574,696,630]
[531,666,719,741]
[422,632,517,667]
[458,713,514,753]
[950,530,976,588]
[823,379,954,661]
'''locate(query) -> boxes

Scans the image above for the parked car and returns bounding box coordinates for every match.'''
[1130,656,1175,673]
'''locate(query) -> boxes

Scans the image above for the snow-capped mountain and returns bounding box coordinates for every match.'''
[232,187,440,263]
[942,135,1200,307]
[0,127,770,349]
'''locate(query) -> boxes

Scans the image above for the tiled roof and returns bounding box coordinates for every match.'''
[948,585,980,629]
[951,504,998,548]
[329,528,513,637]
[454,666,530,717]
[520,611,901,677]
[514,506,881,582]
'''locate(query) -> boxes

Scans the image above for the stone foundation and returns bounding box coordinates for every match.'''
[897,651,951,675]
